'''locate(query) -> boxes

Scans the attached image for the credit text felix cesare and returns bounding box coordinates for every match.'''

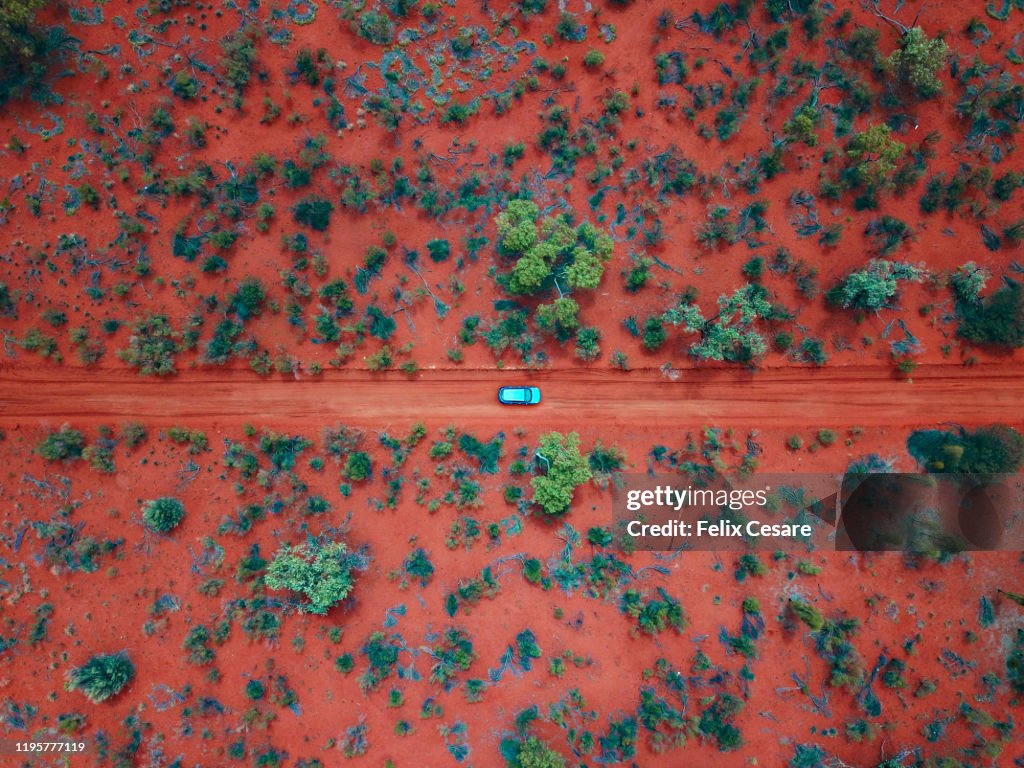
[622,484,814,540]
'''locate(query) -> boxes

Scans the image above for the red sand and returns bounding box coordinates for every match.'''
[1,0,1023,765]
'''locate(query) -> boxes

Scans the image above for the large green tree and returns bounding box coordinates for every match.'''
[957,281,1024,348]
[531,432,592,516]
[829,260,921,312]
[495,201,613,297]
[844,124,906,189]
[662,284,773,364]
[883,27,949,100]
[1,0,73,104]
[265,540,357,614]
[509,736,566,768]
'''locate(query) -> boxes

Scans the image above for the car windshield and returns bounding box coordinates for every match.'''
[506,388,527,402]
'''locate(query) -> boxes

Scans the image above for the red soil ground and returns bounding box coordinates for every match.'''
[1,420,1022,766]
[0,0,1021,378]
[1,0,1023,765]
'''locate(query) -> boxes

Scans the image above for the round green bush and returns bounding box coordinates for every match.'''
[265,540,355,615]
[66,652,135,703]
[142,496,185,533]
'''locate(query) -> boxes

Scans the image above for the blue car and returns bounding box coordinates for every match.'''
[498,386,541,405]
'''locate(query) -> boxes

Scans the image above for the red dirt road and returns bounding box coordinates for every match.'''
[0,363,1020,427]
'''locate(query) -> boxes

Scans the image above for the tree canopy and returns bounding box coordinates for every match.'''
[829,260,921,312]
[908,425,1024,474]
[531,431,592,516]
[883,27,949,100]
[956,280,1024,348]
[495,200,613,296]
[265,540,357,615]
[662,284,774,363]
[1,0,72,105]
[844,124,906,189]
[37,425,85,461]
[509,736,566,768]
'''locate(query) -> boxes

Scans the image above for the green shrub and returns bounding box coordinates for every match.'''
[356,11,395,44]
[403,548,435,586]
[865,215,911,255]
[120,422,147,449]
[37,426,85,461]
[76,183,101,209]
[458,432,504,473]
[281,160,311,188]
[66,652,135,703]
[229,277,266,320]
[441,100,478,125]
[908,425,1024,474]
[208,230,238,251]
[516,0,548,16]
[293,46,327,86]
[841,124,905,191]
[118,314,180,376]
[796,337,827,366]
[265,540,357,614]
[789,598,825,630]
[844,26,879,62]
[556,12,586,41]
[318,279,354,315]
[360,631,401,690]
[620,587,687,635]
[142,497,186,533]
[293,195,334,231]
[344,451,373,481]
[220,26,258,92]
[0,282,16,318]
[827,260,921,311]
[365,346,393,371]
[169,70,199,99]
[583,48,604,68]
[430,441,453,459]
[503,142,526,167]
[625,257,651,292]
[696,693,744,751]
[366,305,396,340]
[1008,628,1024,694]
[426,239,450,262]
[574,327,601,361]
[949,262,989,303]
[507,736,566,768]
[957,281,1024,347]
[741,256,764,281]
[642,315,666,350]
[789,744,826,768]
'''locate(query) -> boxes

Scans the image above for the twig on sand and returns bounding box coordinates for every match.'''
[176,459,200,490]
[864,0,926,34]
